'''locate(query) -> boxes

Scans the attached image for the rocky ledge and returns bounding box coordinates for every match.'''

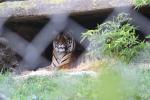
[0,0,133,17]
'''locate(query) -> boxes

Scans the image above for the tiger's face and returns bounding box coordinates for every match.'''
[53,32,75,53]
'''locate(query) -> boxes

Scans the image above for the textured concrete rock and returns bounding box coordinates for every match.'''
[0,0,133,17]
[0,37,19,73]
[14,69,97,80]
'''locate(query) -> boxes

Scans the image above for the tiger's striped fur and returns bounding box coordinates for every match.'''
[50,32,76,69]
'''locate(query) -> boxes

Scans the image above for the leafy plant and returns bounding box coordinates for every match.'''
[82,13,146,63]
[0,59,150,100]
[135,0,150,7]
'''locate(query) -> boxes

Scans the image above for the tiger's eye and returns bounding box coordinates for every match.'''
[68,40,71,44]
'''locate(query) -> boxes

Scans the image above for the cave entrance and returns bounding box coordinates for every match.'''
[2,6,150,70]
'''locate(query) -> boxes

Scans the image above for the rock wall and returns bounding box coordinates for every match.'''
[0,0,133,17]
[0,37,19,73]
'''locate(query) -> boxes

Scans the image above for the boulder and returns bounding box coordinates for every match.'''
[0,37,19,73]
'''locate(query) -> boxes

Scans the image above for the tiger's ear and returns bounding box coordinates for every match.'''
[55,34,60,40]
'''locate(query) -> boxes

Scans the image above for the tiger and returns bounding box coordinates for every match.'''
[50,32,76,69]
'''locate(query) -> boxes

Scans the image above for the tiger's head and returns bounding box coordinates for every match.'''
[53,32,75,53]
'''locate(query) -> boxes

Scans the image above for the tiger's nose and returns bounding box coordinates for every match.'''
[58,44,65,48]
[58,45,66,52]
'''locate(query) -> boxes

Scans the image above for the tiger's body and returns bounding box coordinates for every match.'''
[50,32,76,69]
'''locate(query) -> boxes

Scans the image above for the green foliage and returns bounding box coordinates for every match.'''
[132,43,150,64]
[82,13,146,63]
[135,0,150,7]
[104,24,145,63]
[0,73,94,100]
[0,61,150,100]
[0,53,150,100]
[145,34,150,39]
